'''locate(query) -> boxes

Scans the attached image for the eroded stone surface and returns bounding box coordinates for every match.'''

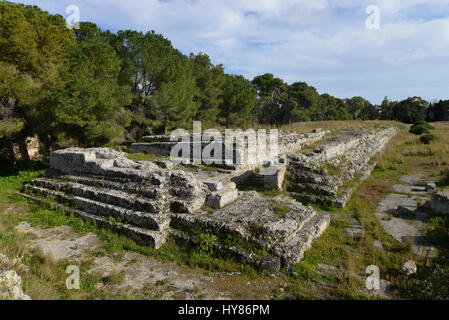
[0,253,31,300]
[402,260,417,276]
[132,129,328,171]
[377,194,426,246]
[16,222,101,262]
[373,240,384,250]
[376,174,439,257]
[286,127,398,207]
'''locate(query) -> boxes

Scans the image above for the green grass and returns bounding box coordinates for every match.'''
[125,152,163,162]
[321,162,342,176]
[257,189,290,198]
[273,204,291,218]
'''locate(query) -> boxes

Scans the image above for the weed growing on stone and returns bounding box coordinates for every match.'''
[273,204,290,218]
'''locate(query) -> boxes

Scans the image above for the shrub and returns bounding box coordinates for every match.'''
[419,134,438,144]
[440,168,449,186]
[409,125,430,135]
[409,121,435,135]
[412,120,435,130]
[396,264,449,299]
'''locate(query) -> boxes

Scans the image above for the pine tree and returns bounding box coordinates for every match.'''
[189,53,225,128]
[54,22,132,147]
[220,75,257,128]
[0,2,73,168]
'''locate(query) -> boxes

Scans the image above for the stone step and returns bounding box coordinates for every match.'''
[285,128,397,208]
[18,192,169,249]
[23,185,170,231]
[170,229,255,264]
[272,213,331,266]
[285,182,338,197]
[31,178,167,213]
[207,183,239,209]
[64,175,163,199]
[172,197,318,251]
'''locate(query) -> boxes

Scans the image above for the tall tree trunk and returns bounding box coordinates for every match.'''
[164,114,168,135]
[47,134,53,154]
[5,139,17,171]
[17,131,33,171]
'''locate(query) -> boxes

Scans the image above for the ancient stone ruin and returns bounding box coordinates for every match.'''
[19,126,398,272]
[286,127,398,207]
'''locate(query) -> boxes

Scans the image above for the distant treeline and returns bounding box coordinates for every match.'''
[1,2,448,170]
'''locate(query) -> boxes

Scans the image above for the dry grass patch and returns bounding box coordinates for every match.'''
[281,120,405,134]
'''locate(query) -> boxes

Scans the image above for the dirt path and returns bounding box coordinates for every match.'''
[376,173,436,257]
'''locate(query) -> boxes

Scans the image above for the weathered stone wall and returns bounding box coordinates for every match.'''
[285,127,398,207]
[49,148,207,214]
[131,129,328,170]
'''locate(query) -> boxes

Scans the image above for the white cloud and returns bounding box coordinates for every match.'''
[12,0,449,103]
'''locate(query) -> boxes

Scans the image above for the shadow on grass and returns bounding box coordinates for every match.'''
[0,158,49,178]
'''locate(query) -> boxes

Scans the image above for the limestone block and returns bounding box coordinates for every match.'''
[402,260,417,276]
[204,180,223,192]
[208,189,239,209]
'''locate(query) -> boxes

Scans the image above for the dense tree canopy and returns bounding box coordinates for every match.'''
[54,22,132,147]
[251,73,287,125]
[0,2,73,168]
[189,53,225,129]
[220,75,257,128]
[427,100,449,122]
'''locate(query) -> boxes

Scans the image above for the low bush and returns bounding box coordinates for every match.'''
[409,125,430,135]
[419,134,438,144]
[412,120,435,130]
[409,121,435,135]
[440,168,449,186]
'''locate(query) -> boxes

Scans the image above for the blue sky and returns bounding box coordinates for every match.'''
[12,0,449,104]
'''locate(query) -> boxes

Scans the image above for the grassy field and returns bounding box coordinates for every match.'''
[0,121,448,300]
[281,119,405,134]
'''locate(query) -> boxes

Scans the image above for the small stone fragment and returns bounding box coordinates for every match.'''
[156,159,175,169]
[0,253,31,300]
[402,260,417,276]
[373,240,384,250]
[425,182,436,192]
